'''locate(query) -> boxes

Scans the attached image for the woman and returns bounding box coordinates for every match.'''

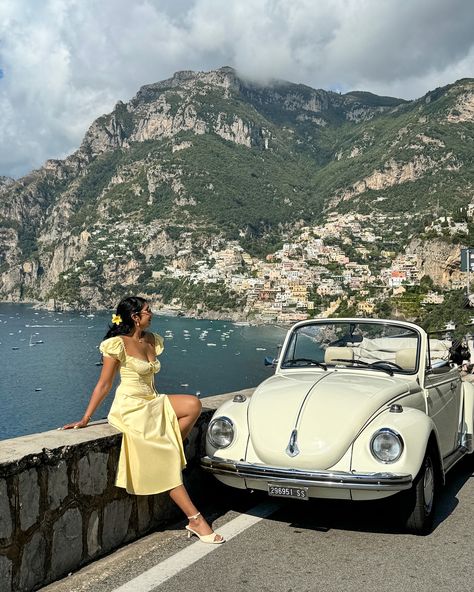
[63,296,224,544]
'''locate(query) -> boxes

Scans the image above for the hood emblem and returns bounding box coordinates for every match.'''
[286,429,300,457]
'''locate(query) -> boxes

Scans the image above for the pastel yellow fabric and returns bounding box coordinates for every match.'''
[99,333,186,495]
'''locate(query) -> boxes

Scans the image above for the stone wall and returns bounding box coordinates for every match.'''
[0,390,252,592]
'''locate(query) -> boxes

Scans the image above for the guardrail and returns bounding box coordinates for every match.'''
[0,390,254,592]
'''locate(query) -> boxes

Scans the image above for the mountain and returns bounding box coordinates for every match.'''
[0,67,473,315]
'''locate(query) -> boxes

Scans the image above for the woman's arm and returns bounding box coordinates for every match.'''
[62,356,119,429]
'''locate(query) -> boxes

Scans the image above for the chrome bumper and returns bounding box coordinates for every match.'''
[201,456,412,491]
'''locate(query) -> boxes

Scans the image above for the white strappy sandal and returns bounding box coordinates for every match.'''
[185,512,225,544]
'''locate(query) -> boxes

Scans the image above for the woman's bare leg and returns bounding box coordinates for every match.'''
[169,484,223,542]
[167,394,202,440]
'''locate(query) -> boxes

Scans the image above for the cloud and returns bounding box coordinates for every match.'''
[0,0,473,177]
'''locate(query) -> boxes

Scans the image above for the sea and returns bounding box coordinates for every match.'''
[0,303,286,441]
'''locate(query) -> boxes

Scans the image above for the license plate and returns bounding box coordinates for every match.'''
[268,484,308,500]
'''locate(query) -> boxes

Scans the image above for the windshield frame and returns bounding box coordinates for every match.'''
[278,318,423,376]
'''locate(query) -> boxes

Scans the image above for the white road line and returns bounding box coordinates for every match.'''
[112,501,280,592]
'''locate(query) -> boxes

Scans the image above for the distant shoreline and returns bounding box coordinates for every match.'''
[0,299,287,327]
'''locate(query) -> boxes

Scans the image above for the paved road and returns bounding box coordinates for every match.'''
[42,457,474,592]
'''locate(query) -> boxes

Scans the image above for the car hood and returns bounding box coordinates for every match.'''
[248,370,411,469]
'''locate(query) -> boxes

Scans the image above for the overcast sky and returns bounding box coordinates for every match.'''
[0,0,473,178]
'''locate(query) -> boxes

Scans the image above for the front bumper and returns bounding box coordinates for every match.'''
[201,456,413,491]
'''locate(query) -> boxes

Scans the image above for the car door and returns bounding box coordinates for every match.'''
[424,361,462,457]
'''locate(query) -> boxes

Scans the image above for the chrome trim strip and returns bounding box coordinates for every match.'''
[285,429,300,458]
[201,456,412,491]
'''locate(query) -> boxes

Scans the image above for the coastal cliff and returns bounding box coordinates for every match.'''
[0,68,473,318]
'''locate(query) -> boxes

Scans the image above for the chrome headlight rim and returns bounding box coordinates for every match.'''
[370,428,404,464]
[207,416,235,449]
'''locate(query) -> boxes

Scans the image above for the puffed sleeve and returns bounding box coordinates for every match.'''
[99,336,126,363]
[153,333,164,356]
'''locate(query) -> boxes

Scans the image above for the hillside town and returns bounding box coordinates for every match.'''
[153,211,461,322]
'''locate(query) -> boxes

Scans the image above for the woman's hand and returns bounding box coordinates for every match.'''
[61,417,90,430]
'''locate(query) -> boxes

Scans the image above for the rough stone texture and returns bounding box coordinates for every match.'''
[185,428,199,461]
[102,499,132,553]
[77,452,109,496]
[0,554,12,592]
[18,531,45,592]
[0,392,242,592]
[18,469,40,531]
[152,491,178,525]
[87,511,100,557]
[51,508,83,579]
[0,480,12,540]
[47,460,69,510]
[136,496,151,534]
[407,237,462,287]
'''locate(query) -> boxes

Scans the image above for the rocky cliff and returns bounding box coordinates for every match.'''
[0,67,473,311]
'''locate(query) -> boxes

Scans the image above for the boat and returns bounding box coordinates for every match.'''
[12,347,19,350]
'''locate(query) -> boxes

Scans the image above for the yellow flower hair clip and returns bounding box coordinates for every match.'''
[111,314,122,325]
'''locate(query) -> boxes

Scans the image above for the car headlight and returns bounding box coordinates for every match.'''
[208,417,235,449]
[370,429,403,463]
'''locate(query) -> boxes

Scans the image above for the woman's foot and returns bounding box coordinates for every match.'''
[186,512,224,543]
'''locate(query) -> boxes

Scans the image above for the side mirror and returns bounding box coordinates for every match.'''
[264,344,282,368]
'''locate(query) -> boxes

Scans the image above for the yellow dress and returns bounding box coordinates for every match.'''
[99,333,186,495]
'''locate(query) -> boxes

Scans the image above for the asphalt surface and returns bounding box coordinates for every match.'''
[41,457,474,592]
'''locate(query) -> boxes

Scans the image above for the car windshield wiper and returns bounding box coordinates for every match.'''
[330,358,394,376]
[282,358,327,370]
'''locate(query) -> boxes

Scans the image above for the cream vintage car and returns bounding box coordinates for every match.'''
[202,318,474,534]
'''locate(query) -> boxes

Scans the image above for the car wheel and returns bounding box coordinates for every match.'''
[400,451,436,535]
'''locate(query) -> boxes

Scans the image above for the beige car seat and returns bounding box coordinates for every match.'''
[324,347,354,365]
[395,348,417,371]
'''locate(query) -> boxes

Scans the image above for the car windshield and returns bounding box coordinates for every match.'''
[281,320,424,374]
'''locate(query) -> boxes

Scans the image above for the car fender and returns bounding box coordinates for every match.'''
[205,398,250,459]
[351,407,442,481]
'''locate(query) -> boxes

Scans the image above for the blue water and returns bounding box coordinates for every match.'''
[0,304,286,440]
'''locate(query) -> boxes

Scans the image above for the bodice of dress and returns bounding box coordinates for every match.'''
[100,334,164,398]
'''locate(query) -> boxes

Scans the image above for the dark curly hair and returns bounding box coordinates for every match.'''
[104,296,148,340]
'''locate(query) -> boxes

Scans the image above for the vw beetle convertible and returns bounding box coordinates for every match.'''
[202,318,474,534]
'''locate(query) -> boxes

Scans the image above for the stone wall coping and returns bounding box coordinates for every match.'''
[0,389,255,466]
